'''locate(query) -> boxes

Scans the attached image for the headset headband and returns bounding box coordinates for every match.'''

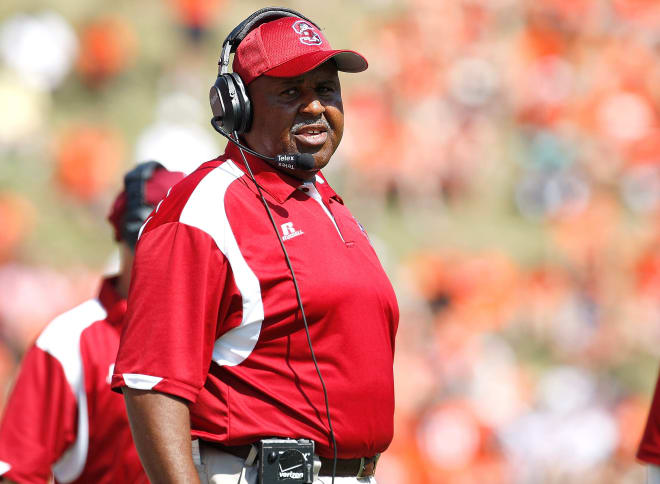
[218,7,320,75]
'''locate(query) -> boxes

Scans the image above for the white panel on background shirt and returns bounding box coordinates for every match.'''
[179,160,265,367]
[36,298,106,483]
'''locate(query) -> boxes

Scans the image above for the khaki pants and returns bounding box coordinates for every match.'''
[193,440,377,484]
[650,464,660,484]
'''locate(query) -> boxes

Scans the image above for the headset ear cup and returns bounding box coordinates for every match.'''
[121,206,153,248]
[210,79,225,119]
[210,75,241,133]
[230,72,252,133]
[120,161,162,249]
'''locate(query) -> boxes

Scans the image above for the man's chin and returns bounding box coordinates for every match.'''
[295,142,335,162]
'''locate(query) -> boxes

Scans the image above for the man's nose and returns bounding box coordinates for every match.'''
[299,97,325,116]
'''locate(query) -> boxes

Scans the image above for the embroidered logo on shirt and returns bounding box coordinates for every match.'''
[281,222,304,241]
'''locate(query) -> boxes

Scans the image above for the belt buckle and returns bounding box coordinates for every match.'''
[356,453,380,478]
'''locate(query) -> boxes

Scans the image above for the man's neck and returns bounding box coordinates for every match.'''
[117,269,130,299]
[117,243,135,299]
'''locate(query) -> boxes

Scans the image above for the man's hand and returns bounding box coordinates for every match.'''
[123,388,200,484]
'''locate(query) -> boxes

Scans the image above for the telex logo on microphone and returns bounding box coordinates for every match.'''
[275,154,299,170]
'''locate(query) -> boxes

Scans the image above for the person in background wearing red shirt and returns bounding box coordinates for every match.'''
[638,375,660,483]
[0,162,184,484]
[112,7,399,484]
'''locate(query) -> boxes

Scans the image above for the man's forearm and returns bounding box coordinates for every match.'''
[123,388,200,484]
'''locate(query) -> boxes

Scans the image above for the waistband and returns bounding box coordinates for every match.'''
[199,440,379,478]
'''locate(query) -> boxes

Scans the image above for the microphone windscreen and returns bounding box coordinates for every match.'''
[296,153,316,171]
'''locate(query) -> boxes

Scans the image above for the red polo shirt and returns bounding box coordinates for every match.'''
[112,143,399,459]
[0,278,147,484]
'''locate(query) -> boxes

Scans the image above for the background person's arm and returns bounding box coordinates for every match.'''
[123,388,200,484]
[0,344,79,483]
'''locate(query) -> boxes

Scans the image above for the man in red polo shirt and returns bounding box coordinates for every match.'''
[112,8,398,484]
[0,162,184,484]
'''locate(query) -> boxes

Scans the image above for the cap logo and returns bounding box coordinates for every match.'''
[292,20,322,46]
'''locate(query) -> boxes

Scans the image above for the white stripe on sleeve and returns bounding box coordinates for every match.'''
[179,160,264,367]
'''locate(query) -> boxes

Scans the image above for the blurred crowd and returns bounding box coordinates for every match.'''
[2,0,660,482]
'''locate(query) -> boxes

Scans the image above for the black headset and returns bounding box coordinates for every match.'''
[209,7,320,134]
[120,161,163,249]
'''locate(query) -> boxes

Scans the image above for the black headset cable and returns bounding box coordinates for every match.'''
[233,133,338,483]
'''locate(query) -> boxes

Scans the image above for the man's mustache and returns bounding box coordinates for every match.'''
[290,117,330,133]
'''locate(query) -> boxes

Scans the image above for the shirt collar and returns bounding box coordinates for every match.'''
[97,277,127,328]
[225,142,303,203]
[313,171,344,206]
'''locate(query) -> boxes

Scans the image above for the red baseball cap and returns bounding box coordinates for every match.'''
[107,165,185,242]
[233,16,368,85]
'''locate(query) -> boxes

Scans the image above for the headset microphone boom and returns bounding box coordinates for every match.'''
[210,116,316,171]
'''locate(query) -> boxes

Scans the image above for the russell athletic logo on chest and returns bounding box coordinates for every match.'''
[281,222,304,241]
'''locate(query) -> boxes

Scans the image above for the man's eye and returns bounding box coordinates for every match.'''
[281,88,298,97]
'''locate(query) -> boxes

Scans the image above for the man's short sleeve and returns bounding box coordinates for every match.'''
[0,345,78,483]
[112,221,230,402]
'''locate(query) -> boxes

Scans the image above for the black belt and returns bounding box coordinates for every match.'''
[200,440,379,478]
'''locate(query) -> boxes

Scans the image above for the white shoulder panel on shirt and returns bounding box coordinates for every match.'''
[179,160,264,367]
[35,297,106,483]
[36,298,106,389]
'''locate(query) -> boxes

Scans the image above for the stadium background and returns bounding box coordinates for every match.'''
[1,0,659,482]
